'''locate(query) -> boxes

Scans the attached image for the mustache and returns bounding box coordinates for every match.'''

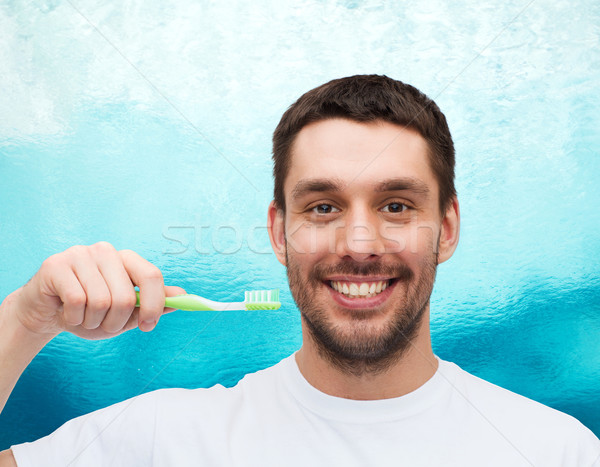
[311,261,414,282]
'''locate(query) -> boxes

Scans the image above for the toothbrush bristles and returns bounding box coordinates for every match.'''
[244,289,281,310]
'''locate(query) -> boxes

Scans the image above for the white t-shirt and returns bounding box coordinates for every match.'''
[11,354,600,466]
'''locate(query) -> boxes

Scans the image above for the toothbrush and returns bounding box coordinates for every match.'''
[135,289,281,311]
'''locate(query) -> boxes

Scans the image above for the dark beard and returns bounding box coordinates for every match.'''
[286,251,438,377]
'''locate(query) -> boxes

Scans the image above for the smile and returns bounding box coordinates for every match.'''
[329,279,393,299]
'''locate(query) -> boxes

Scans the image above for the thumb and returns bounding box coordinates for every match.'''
[163,285,187,313]
[165,285,186,296]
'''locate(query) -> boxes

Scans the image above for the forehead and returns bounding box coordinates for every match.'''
[286,118,438,200]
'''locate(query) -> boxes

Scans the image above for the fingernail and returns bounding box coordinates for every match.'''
[140,319,156,332]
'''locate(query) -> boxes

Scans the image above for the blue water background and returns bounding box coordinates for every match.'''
[1,0,599,447]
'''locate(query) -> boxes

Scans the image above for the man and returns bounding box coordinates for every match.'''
[0,75,598,466]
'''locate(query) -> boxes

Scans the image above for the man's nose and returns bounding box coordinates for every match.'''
[335,208,385,261]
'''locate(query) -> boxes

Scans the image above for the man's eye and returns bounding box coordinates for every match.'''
[312,204,339,214]
[382,202,408,213]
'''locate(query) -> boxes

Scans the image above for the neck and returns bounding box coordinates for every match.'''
[295,313,437,400]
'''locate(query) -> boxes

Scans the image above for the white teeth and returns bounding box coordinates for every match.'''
[330,280,391,299]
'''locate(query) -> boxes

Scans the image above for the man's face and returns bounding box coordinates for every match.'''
[269,118,457,375]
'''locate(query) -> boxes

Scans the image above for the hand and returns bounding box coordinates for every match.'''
[11,242,185,340]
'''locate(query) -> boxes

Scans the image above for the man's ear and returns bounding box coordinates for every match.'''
[437,197,460,264]
[267,200,287,266]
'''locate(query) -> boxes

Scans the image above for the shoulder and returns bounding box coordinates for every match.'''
[446,361,582,427]
[150,355,290,412]
[440,360,600,463]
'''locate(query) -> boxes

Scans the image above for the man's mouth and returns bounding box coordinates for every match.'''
[327,279,395,299]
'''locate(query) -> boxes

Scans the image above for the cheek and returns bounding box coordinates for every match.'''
[380,222,440,256]
[285,221,334,257]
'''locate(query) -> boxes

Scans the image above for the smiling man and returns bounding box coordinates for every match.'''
[269,116,454,397]
[1,75,599,466]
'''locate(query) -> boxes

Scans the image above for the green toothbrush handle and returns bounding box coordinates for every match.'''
[134,291,215,311]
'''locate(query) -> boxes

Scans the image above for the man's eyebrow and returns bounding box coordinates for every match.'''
[291,178,346,200]
[374,178,430,196]
[290,177,431,200]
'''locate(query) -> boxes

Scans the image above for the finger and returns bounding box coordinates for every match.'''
[42,255,86,327]
[69,247,112,330]
[90,242,137,333]
[164,285,187,313]
[120,308,142,334]
[76,307,141,338]
[54,270,87,327]
[119,249,165,332]
[166,285,186,296]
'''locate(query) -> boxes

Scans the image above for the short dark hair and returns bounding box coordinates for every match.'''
[272,74,456,213]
